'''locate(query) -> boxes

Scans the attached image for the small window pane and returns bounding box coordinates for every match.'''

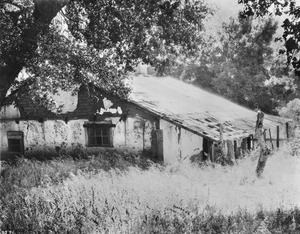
[101,128,109,136]
[89,128,95,135]
[95,128,101,136]
[96,137,102,145]
[102,137,109,145]
[87,126,112,147]
[8,139,22,152]
[88,136,95,146]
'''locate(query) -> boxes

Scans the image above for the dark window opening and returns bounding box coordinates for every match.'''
[203,138,209,154]
[88,127,111,147]
[202,138,213,161]
[7,131,24,153]
[247,135,253,150]
[84,122,115,147]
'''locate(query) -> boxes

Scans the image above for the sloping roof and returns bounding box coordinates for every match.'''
[130,75,290,141]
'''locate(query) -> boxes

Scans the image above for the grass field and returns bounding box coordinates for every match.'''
[1,148,300,233]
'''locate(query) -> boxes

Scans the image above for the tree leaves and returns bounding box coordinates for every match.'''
[0,0,210,107]
[174,17,284,113]
[239,0,300,77]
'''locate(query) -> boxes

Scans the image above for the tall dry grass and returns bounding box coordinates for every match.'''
[1,148,300,233]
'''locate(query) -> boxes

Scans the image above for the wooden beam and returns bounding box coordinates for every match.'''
[234,140,238,159]
[251,138,289,141]
[219,123,224,142]
[269,129,274,149]
[227,140,234,162]
[211,143,215,163]
[156,129,164,161]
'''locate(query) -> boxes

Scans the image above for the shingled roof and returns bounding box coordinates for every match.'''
[130,75,290,141]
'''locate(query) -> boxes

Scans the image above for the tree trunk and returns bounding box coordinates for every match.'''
[0,0,69,107]
[255,110,270,178]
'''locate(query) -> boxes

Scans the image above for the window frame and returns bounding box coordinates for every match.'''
[7,131,24,153]
[84,122,115,148]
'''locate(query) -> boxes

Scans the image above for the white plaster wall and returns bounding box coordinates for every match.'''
[180,128,203,160]
[144,120,154,150]
[0,119,87,155]
[124,117,155,152]
[160,119,203,164]
[0,115,157,157]
[160,119,181,164]
[113,120,126,148]
[0,119,131,154]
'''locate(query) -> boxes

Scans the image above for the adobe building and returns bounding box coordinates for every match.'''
[0,70,291,163]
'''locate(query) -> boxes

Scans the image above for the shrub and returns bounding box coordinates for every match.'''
[278,98,300,124]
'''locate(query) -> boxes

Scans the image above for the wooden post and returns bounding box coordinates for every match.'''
[211,142,215,163]
[234,140,238,159]
[269,129,274,149]
[219,123,225,163]
[216,123,233,165]
[286,122,289,140]
[219,123,224,142]
[156,129,164,161]
[276,126,280,148]
[255,109,270,178]
[227,140,235,163]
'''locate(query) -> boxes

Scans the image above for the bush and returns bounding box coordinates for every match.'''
[278,98,300,124]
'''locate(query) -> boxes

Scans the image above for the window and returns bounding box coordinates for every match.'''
[7,131,24,153]
[84,122,115,147]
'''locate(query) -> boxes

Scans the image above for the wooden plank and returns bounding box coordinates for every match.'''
[211,143,215,163]
[219,123,226,161]
[219,123,224,142]
[156,129,164,161]
[247,135,252,150]
[251,138,289,141]
[276,126,280,148]
[269,129,274,149]
[234,140,239,158]
[227,140,234,162]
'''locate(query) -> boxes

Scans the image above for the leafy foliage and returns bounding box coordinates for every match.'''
[0,0,210,108]
[211,18,277,110]
[278,98,300,123]
[173,17,284,113]
[239,0,300,76]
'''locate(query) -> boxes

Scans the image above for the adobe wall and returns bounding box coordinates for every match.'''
[159,119,203,164]
[0,118,158,160]
[0,116,157,159]
[0,92,159,160]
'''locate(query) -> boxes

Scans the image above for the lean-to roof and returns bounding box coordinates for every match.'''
[130,75,290,141]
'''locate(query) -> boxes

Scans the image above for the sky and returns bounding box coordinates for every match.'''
[202,0,292,38]
[203,0,242,35]
[207,0,242,22]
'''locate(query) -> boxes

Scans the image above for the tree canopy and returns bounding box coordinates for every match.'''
[172,17,287,113]
[0,0,210,109]
[239,0,300,76]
